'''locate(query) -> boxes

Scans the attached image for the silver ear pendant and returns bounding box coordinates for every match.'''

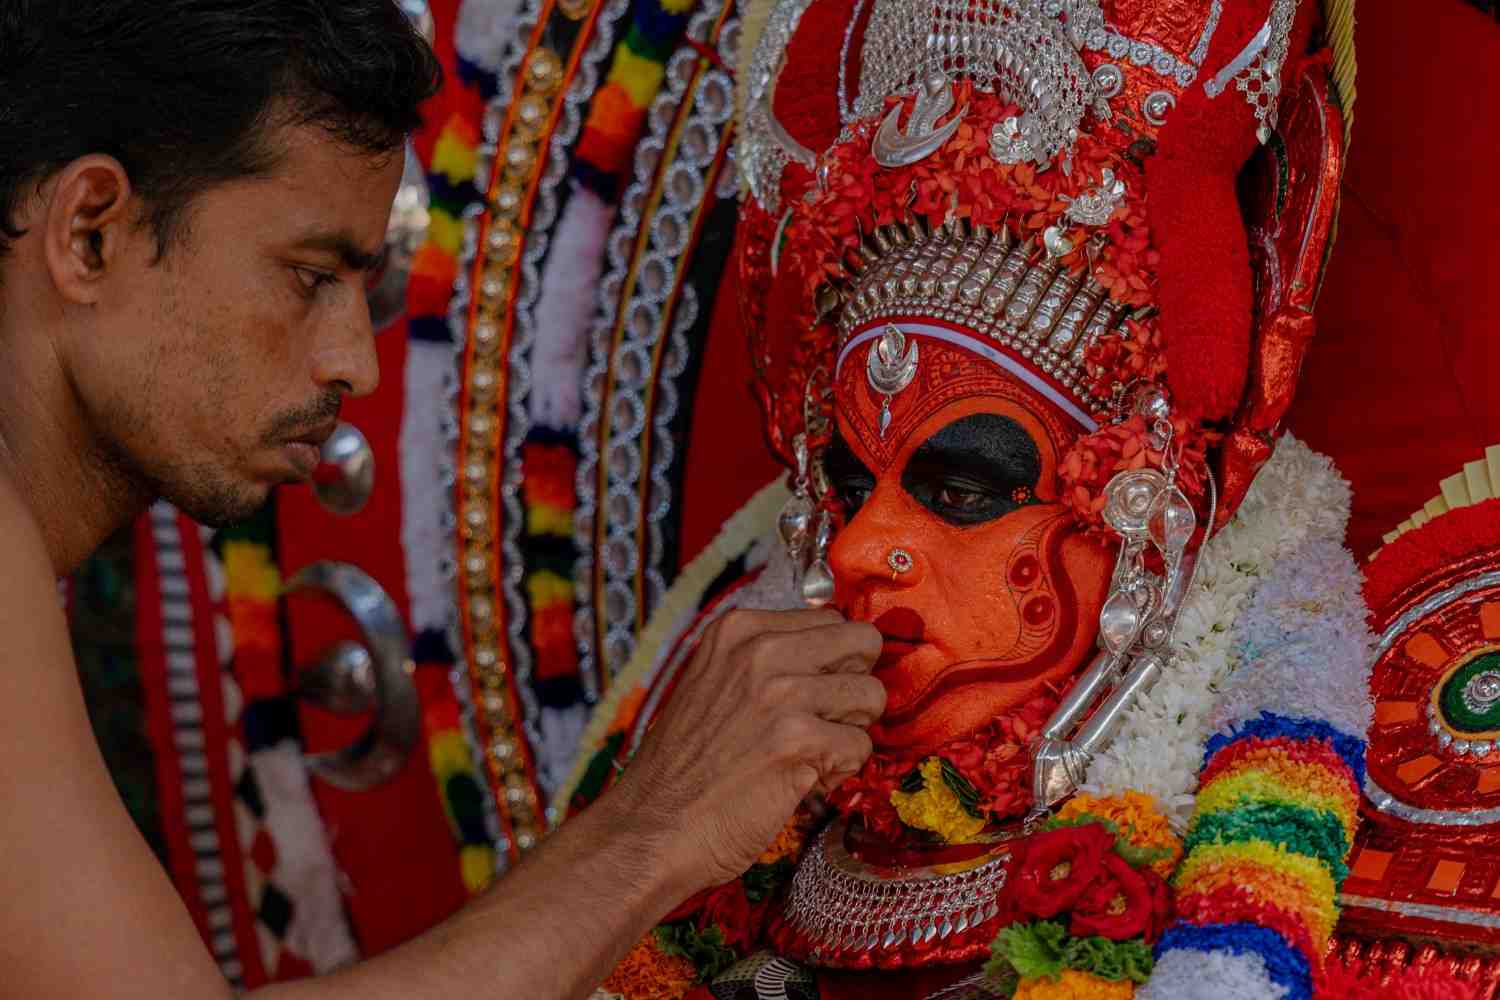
[779,433,816,568]
[866,325,919,438]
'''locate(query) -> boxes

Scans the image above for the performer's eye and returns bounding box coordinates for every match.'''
[934,482,990,510]
[902,413,1042,527]
[826,438,876,516]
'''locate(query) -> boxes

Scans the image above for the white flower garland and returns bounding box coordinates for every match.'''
[1081,434,1355,827]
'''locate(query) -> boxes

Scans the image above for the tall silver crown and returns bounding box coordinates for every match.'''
[832,220,1131,411]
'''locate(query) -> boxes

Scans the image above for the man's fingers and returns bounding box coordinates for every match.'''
[797,672,887,726]
[746,621,881,677]
[804,717,874,783]
[712,607,845,649]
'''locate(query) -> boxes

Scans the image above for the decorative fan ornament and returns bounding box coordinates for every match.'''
[1376,443,1500,553]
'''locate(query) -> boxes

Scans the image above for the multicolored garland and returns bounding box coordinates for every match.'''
[1141,537,1372,999]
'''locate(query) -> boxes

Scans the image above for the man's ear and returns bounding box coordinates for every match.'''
[42,155,135,305]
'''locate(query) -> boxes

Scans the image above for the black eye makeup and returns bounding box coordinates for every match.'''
[826,437,877,517]
[899,413,1042,526]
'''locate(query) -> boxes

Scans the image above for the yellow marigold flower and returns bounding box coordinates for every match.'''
[890,758,985,844]
[1056,791,1181,878]
[1014,969,1135,1000]
[601,935,696,1000]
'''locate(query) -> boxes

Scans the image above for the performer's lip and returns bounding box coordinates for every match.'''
[873,608,927,667]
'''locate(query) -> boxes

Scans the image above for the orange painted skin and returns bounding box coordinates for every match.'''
[828,336,1115,751]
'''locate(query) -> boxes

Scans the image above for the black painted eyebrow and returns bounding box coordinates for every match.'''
[826,436,873,484]
[906,412,1041,488]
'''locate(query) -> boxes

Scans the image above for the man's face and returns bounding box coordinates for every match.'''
[65,125,402,526]
[828,335,1114,749]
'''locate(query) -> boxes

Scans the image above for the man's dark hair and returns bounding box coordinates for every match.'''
[0,0,443,258]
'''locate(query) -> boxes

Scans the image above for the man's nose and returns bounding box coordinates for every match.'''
[311,295,380,398]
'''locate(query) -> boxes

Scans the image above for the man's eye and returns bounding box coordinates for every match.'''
[294,267,339,294]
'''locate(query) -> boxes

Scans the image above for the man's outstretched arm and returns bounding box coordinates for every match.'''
[0,479,883,1000]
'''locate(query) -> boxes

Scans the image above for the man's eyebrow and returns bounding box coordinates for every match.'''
[292,231,383,272]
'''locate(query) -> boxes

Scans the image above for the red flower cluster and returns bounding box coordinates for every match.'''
[1058,411,1217,537]
[1011,825,1173,942]
[829,693,1057,840]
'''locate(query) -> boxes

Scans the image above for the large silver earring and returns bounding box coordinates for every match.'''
[1029,385,1212,821]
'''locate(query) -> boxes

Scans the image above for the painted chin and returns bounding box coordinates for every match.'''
[869,649,1058,749]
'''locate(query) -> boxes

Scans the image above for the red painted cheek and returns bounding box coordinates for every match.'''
[1022,593,1056,628]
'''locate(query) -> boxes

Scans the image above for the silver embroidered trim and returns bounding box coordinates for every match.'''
[1340,893,1500,930]
[1365,774,1500,827]
[1065,0,1222,89]
[784,819,1011,956]
[444,0,544,863]
[739,0,817,211]
[1204,0,1298,139]
[492,0,631,812]
[576,8,737,692]
[1375,572,1500,660]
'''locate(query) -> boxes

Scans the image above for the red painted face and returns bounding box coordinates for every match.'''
[828,335,1115,750]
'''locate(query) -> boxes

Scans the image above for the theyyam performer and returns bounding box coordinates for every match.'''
[565,0,1381,996]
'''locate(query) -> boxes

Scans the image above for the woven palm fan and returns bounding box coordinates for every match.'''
[1377,443,1500,550]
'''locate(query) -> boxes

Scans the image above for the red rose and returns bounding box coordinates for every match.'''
[697,882,755,950]
[1011,825,1114,919]
[1070,851,1154,941]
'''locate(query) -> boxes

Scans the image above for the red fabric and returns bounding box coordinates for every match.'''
[277,324,468,954]
[1147,0,1316,423]
[772,0,853,160]
[1287,2,1500,557]
[677,230,783,566]
[1362,499,1500,619]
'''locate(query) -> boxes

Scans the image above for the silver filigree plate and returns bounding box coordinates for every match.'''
[785,818,1012,957]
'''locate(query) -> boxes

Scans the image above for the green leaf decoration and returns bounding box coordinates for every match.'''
[1060,936,1154,984]
[1113,841,1174,869]
[938,757,985,819]
[741,859,797,903]
[899,765,925,794]
[996,920,1069,980]
[654,921,738,982]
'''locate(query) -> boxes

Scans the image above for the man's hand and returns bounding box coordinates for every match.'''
[614,608,885,891]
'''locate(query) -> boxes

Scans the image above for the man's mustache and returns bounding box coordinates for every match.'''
[262,391,343,444]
